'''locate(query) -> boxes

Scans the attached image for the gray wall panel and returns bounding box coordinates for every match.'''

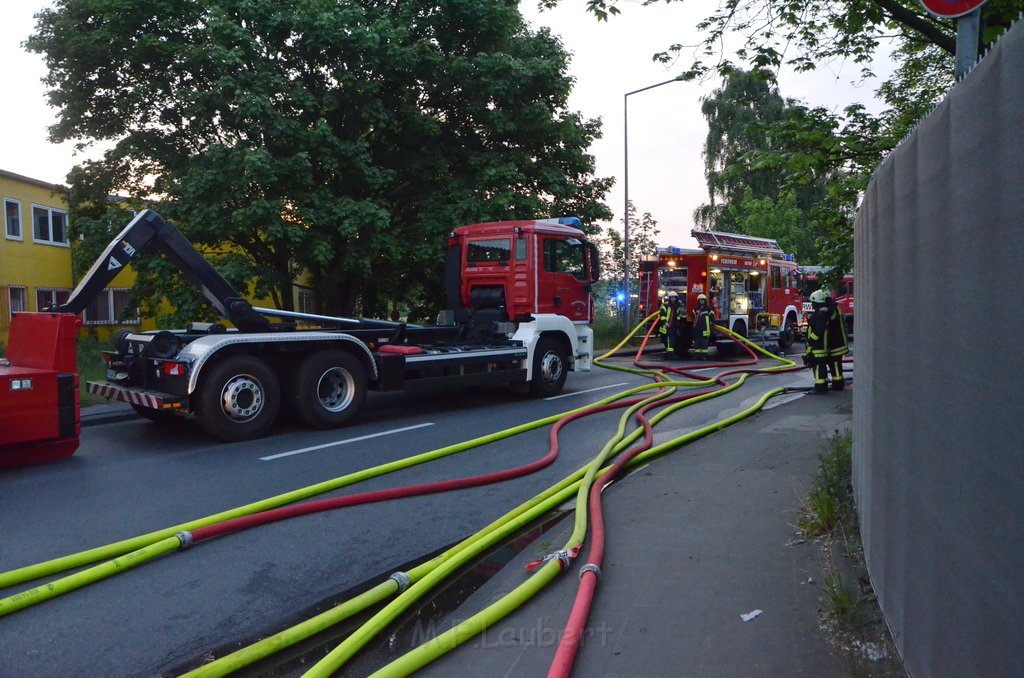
[853,19,1024,677]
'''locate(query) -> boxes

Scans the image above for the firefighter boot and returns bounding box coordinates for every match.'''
[829,361,845,390]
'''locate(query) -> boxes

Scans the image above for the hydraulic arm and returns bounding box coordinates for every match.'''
[54,210,270,332]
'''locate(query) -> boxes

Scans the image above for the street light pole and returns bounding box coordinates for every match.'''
[623,75,684,332]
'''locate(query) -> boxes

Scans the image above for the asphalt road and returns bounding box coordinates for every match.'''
[0,351,812,677]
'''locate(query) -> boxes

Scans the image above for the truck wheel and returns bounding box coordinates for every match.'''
[196,355,280,441]
[290,350,367,428]
[530,336,568,397]
[778,313,797,350]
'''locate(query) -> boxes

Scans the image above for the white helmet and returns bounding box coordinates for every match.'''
[810,289,830,304]
[697,293,708,302]
[666,291,678,299]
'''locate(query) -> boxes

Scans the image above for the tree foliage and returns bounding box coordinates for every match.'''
[28,0,612,324]
[592,200,659,303]
[694,68,884,272]
[575,0,1022,280]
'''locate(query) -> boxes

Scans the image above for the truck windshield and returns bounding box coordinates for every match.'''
[467,239,511,264]
[544,239,586,280]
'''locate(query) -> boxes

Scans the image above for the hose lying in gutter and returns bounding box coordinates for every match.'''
[192,320,803,676]
[547,323,805,677]
[299,328,801,677]
[206,324,841,676]
[360,386,787,678]
[2,375,717,618]
[0,313,822,676]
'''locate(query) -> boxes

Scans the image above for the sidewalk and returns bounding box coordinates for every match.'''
[417,387,857,677]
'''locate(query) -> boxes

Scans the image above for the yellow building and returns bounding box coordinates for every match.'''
[1,168,142,346]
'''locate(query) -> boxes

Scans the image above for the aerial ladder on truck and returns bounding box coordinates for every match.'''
[1,210,599,466]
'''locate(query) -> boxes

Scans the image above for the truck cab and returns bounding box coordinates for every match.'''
[447,218,599,327]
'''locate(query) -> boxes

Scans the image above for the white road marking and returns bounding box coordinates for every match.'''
[544,382,630,401]
[260,423,436,461]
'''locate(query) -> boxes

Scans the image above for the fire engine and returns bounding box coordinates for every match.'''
[0,210,599,466]
[638,230,803,354]
[795,266,854,338]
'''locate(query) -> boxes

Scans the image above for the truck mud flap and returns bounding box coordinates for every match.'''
[86,381,187,412]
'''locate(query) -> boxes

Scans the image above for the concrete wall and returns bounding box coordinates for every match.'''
[853,20,1024,677]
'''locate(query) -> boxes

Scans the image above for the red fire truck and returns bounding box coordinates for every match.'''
[795,266,854,337]
[638,230,803,353]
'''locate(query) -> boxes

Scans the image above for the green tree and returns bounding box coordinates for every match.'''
[598,200,659,299]
[28,0,612,325]
[568,0,1022,279]
[694,69,791,232]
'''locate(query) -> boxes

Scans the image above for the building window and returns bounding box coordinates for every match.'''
[36,288,72,312]
[297,289,316,314]
[83,288,138,325]
[5,199,21,240]
[8,285,27,315]
[0,286,27,330]
[32,205,69,246]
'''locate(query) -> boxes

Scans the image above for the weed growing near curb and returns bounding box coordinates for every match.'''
[799,429,903,674]
[799,431,854,539]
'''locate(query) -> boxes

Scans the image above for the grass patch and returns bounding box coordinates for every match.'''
[77,336,108,407]
[798,430,854,538]
[797,430,903,674]
[799,430,864,630]
[592,312,650,351]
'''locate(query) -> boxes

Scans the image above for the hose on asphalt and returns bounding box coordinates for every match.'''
[191,316,803,677]
[0,312,823,678]
[306,324,800,677]
[1,377,708,617]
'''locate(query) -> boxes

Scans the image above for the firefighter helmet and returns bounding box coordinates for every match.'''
[810,289,830,304]
[697,293,708,302]
[666,291,678,299]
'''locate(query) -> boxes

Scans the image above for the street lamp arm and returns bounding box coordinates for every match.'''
[622,74,684,332]
[625,75,685,98]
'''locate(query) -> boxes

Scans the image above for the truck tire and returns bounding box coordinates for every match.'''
[196,355,280,441]
[289,350,367,429]
[778,312,797,350]
[530,336,568,397]
[716,320,746,358]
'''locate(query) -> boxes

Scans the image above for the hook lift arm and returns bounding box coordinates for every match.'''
[54,210,271,332]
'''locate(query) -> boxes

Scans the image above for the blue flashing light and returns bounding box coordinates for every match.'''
[557,217,582,228]
[616,291,626,303]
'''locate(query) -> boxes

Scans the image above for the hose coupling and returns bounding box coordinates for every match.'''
[175,531,194,549]
[579,563,602,581]
[527,549,573,572]
[388,571,412,593]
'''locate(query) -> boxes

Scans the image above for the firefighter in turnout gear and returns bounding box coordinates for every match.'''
[658,291,685,358]
[825,293,849,390]
[691,294,714,360]
[804,289,833,393]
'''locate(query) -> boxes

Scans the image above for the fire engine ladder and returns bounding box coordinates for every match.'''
[636,258,657,317]
[690,229,786,259]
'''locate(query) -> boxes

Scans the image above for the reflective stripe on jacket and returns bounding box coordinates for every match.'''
[826,303,849,357]
[805,306,831,358]
[692,307,713,337]
[659,303,684,334]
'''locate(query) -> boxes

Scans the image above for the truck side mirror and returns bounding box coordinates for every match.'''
[586,243,600,283]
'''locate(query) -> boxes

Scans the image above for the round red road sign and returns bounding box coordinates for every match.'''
[920,0,989,18]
